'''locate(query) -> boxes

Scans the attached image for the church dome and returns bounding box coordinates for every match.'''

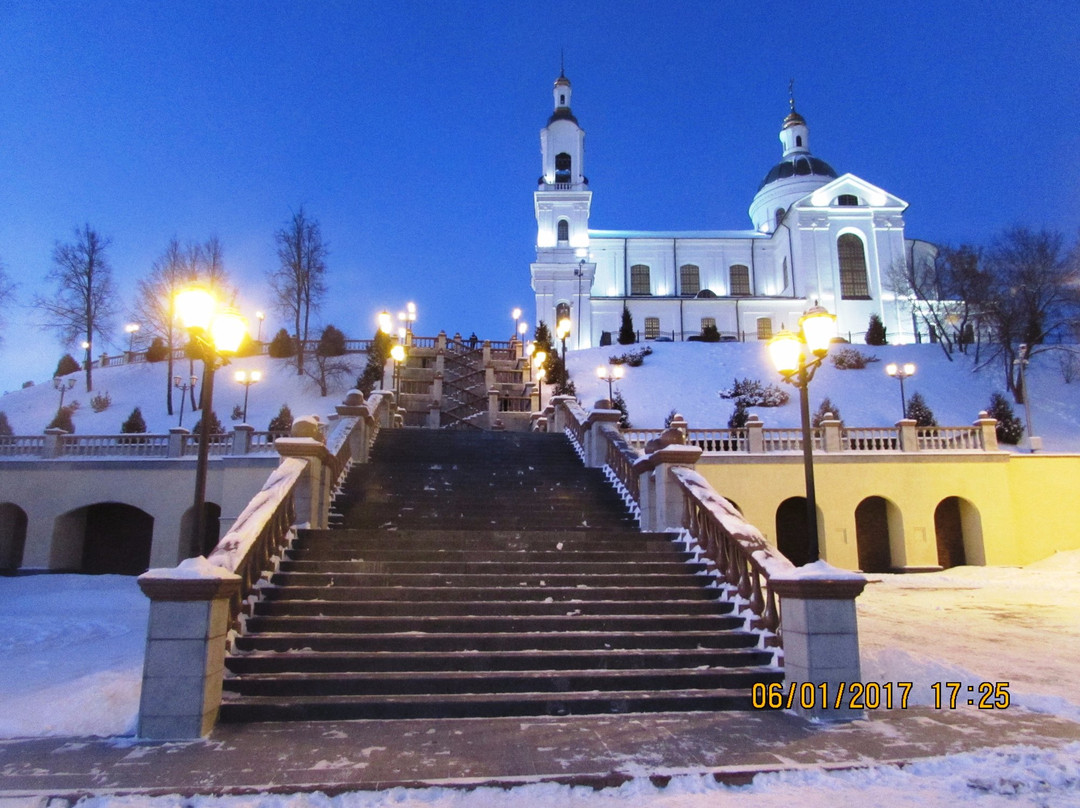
[756,155,837,192]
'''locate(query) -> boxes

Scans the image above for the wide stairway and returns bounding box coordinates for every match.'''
[220,430,781,721]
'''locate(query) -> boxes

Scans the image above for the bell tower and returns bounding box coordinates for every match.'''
[531,70,595,349]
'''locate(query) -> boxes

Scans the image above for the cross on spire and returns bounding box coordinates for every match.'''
[789,78,796,112]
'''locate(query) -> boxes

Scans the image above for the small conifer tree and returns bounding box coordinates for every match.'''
[268,404,294,433]
[121,406,147,433]
[812,397,843,427]
[55,354,80,377]
[0,411,13,437]
[357,330,392,395]
[192,410,224,436]
[317,324,347,357]
[268,328,296,358]
[617,306,635,345]
[47,405,76,433]
[865,313,888,346]
[987,392,1024,445]
[728,402,749,429]
[905,391,937,426]
[145,337,168,362]
[611,390,631,428]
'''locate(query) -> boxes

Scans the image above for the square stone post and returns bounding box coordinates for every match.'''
[584,409,623,468]
[43,427,67,458]
[168,427,189,458]
[746,414,764,453]
[897,418,918,452]
[137,561,241,739]
[488,387,500,421]
[550,395,576,433]
[633,444,703,531]
[820,416,842,453]
[975,411,999,451]
[231,424,253,455]
[770,574,867,721]
[436,331,447,352]
[275,437,334,529]
[336,391,370,464]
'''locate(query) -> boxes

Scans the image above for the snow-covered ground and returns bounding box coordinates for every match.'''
[2,555,1079,805]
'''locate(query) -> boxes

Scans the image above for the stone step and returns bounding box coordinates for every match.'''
[298,528,674,549]
[275,559,706,575]
[251,598,730,618]
[285,548,694,563]
[257,584,720,603]
[268,571,707,589]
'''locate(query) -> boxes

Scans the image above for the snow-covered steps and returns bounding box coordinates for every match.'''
[220,430,780,722]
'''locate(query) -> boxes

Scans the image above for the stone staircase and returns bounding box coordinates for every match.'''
[439,343,487,429]
[219,429,780,722]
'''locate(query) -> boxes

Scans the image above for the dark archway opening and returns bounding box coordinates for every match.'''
[81,503,154,575]
[855,496,892,573]
[935,496,983,569]
[776,496,815,567]
[0,503,28,573]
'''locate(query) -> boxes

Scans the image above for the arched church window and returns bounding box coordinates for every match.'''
[631,265,651,296]
[729,265,751,297]
[837,194,859,206]
[838,234,871,299]
[555,302,570,324]
[795,136,803,147]
[555,153,572,183]
[680,264,700,296]
[557,219,569,243]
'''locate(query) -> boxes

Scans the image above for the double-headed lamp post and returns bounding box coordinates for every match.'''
[125,323,140,359]
[390,344,407,397]
[533,351,547,408]
[175,287,247,557]
[512,307,522,337]
[596,363,624,402]
[885,362,916,419]
[767,304,836,564]
[557,318,571,361]
[173,374,198,427]
[234,370,262,423]
[52,376,75,413]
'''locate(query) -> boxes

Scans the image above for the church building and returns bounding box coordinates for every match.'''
[530,72,925,348]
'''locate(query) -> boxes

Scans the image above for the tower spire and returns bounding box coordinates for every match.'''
[560,49,565,78]
[788,77,795,113]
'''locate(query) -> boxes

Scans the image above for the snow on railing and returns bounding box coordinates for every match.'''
[59,433,170,457]
[0,435,46,456]
[602,422,641,505]
[917,425,982,451]
[689,428,747,453]
[671,466,794,639]
[842,427,900,452]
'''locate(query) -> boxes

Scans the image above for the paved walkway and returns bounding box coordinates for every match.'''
[1,707,1079,799]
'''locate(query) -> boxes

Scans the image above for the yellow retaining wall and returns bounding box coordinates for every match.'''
[696,451,1080,569]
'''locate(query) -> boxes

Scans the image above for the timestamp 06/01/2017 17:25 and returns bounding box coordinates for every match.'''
[751,681,1011,711]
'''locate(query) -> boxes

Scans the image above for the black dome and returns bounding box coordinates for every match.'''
[757,155,837,191]
[547,107,579,126]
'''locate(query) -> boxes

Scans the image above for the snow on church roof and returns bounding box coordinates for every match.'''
[588,228,770,240]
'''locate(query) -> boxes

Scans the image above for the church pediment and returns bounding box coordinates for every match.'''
[791,174,908,211]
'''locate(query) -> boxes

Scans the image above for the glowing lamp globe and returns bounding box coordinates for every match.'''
[800,305,836,357]
[176,288,216,333]
[886,362,898,377]
[377,310,393,334]
[210,307,247,354]
[903,362,916,376]
[767,329,802,377]
[390,344,406,363]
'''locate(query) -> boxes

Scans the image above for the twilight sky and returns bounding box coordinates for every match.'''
[0,1,1077,393]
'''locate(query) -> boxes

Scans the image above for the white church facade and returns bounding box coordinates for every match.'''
[530,73,926,348]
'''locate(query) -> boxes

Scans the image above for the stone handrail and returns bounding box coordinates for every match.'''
[0,427,287,459]
[670,466,793,636]
[601,422,641,503]
[60,433,171,457]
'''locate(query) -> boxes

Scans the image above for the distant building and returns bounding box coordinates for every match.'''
[530,72,928,347]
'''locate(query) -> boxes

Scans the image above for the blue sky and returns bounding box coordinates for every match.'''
[1,0,1077,392]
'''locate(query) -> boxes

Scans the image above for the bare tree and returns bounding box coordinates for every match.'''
[269,207,328,376]
[35,224,118,392]
[0,257,16,345]
[979,227,1080,401]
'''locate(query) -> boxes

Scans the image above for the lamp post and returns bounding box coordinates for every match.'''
[175,287,247,557]
[596,363,624,402]
[234,370,262,423]
[1014,343,1040,452]
[398,302,417,341]
[125,323,140,360]
[173,375,198,427]
[525,342,535,380]
[557,318,571,361]
[377,310,393,336]
[884,362,916,419]
[255,311,265,343]
[767,304,836,564]
[533,351,547,408]
[518,321,528,343]
[52,376,75,413]
[512,307,522,338]
[390,344,406,397]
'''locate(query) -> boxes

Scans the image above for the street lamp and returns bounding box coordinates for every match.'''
[390,344,406,396]
[596,364,624,402]
[885,362,916,419]
[556,318,571,361]
[525,342,535,380]
[377,310,393,335]
[767,304,836,564]
[398,302,417,340]
[255,311,265,342]
[125,323,140,359]
[234,370,262,423]
[52,376,75,413]
[1014,344,1040,452]
[173,375,198,427]
[175,286,247,558]
[512,307,522,337]
[518,321,529,343]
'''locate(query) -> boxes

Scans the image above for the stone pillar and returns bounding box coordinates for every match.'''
[770,574,867,721]
[551,396,576,433]
[482,340,492,365]
[276,430,334,530]
[668,413,689,442]
[335,391,370,464]
[485,364,496,390]
[168,427,189,459]
[746,414,764,453]
[975,411,999,451]
[43,427,67,458]
[436,331,447,352]
[231,424,253,455]
[488,387,500,421]
[820,415,842,453]
[634,444,703,531]
[897,418,918,452]
[137,561,241,739]
[580,410,622,468]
